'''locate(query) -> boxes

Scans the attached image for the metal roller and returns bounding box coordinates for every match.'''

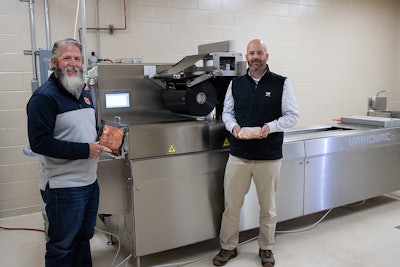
[161,80,217,116]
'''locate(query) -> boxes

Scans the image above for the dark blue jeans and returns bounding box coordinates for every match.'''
[41,180,99,267]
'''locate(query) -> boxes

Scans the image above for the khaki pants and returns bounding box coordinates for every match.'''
[219,154,282,250]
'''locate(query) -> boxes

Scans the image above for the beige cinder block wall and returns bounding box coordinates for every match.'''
[1,0,399,218]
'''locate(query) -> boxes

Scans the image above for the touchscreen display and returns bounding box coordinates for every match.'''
[105,92,130,109]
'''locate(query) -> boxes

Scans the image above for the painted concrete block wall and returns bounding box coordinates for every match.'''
[0,0,399,217]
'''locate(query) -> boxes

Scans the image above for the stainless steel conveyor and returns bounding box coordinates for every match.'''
[242,123,400,229]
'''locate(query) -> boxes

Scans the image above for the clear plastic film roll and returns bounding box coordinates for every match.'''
[162,81,217,116]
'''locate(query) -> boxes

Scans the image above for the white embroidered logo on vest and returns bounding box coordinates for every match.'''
[265,92,271,97]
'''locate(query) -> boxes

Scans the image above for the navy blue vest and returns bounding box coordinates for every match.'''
[229,67,285,160]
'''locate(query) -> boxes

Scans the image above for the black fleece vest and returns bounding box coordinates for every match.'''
[229,68,285,160]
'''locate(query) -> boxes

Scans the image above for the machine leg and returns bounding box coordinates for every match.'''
[136,256,141,267]
[107,234,115,245]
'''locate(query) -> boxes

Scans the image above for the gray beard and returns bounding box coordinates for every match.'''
[56,67,85,99]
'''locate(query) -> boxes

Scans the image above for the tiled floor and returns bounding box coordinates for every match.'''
[2,191,400,267]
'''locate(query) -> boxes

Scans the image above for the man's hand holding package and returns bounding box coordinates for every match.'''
[89,142,112,159]
[237,124,270,139]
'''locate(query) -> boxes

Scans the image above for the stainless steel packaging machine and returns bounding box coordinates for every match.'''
[94,43,400,266]
[95,42,245,266]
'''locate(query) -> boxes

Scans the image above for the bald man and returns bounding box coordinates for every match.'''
[213,39,299,267]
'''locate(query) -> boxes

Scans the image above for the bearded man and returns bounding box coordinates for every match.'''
[27,38,110,267]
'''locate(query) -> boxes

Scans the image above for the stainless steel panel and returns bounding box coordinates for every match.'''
[277,141,305,222]
[341,115,400,127]
[368,110,400,118]
[128,120,210,159]
[303,127,400,214]
[208,121,229,150]
[367,111,391,118]
[97,63,178,123]
[305,127,400,156]
[130,151,228,256]
[97,158,130,214]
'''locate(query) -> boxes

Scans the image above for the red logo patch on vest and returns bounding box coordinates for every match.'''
[84,97,91,105]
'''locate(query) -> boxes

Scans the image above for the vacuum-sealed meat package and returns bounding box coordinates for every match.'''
[98,125,124,155]
[237,127,262,139]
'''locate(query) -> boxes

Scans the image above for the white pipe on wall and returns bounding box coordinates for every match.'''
[28,0,39,92]
[94,0,100,57]
[80,0,88,81]
[44,0,51,49]
[74,0,80,40]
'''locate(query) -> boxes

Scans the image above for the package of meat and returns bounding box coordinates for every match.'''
[237,127,262,139]
[98,125,125,155]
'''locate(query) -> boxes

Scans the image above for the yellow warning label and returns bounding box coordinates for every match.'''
[168,144,177,153]
[222,137,230,148]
